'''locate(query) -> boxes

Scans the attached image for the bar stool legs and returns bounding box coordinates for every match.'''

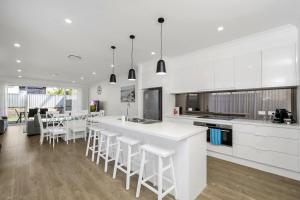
[136,145,177,200]
[113,136,140,190]
[85,129,93,156]
[136,150,146,198]
[96,131,119,173]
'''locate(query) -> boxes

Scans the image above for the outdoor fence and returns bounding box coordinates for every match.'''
[8,93,65,108]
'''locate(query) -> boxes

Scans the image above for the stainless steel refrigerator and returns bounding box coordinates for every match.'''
[143,87,162,121]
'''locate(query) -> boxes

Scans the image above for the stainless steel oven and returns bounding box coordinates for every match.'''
[193,121,232,146]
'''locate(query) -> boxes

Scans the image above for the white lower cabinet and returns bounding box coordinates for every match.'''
[207,143,233,156]
[233,124,300,172]
[234,145,299,172]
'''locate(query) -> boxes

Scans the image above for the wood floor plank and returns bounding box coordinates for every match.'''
[0,125,300,200]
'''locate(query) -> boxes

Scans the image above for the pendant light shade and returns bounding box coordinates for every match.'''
[128,68,136,80]
[109,73,116,84]
[128,35,136,81]
[109,46,117,84]
[156,17,167,75]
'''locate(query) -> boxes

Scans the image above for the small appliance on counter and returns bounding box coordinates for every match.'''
[272,109,295,124]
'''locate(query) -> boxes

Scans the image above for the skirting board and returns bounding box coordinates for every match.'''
[208,150,300,181]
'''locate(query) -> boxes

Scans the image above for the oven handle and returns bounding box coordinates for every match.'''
[207,127,231,133]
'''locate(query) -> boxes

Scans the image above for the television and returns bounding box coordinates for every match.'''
[90,100,101,112]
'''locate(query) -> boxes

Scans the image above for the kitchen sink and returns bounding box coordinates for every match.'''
[127,117,160,124]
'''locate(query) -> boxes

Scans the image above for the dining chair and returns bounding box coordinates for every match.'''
[68,113,87,142]
[48,113,69,148]
[37,113,50,145]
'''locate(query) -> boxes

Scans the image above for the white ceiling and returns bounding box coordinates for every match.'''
[0,0,299,85]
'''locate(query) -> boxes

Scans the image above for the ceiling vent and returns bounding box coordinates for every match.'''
[68,54,82,61]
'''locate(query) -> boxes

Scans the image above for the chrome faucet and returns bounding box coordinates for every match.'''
[126,103,130,121]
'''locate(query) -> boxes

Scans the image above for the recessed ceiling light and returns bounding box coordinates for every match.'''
[151,51,156,55]
[14,43,21,48]
[80,77,84,80]
[72,80,76,83]
[110,64,114,68]
[92,72,96,75]
[17,69,22,72]
[16,59,21,63]
[217,26,224,32]
[18,75,22,78]
[64,18,72,24]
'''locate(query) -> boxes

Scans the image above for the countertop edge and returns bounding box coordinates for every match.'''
[165,115,300,130]
[97,117,208,142]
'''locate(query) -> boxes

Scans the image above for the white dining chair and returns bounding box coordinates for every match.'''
[37,113,50,145]
[48,113,69,148]
[68,113,87,142]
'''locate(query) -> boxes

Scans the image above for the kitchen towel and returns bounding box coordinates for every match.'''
[210,128,222,145]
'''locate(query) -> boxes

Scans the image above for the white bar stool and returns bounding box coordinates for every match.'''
[85,126,104,162]
[136,144,177,200]
[96,130,120,172]
[113,136,141,190]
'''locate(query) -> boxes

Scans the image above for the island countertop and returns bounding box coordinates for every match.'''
[94,116,207,141]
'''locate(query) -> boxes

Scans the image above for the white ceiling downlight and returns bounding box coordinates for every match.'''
[80,77,84,80]
[217,26,224,32]
[14,43,21,48]
[18,75,22,78]
[151,51,156,55]
[92,72,96,75]
[16,59,21,63]
[64,18,72,24]
[17,69,22,72]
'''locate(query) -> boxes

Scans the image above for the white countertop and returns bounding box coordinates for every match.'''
[231,118,300,129]
[166,115,300,129]
[95,116,207,141]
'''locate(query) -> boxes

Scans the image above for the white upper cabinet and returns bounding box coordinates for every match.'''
[234,51,262,89]
[262,43,297,87]
[213,56,235,90]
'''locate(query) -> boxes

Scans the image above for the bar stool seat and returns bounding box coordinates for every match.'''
[141,144,175,158]
[96,130,120,172]
[113,136,141,190]
[118,136,140,146]
[136,144,177,200]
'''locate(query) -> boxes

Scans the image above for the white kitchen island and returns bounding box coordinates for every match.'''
[94,116,208,200]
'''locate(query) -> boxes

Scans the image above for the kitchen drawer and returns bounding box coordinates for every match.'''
[233,124,299,139]
[234,145,299,171]
[234,131,299,156]
[207,143,233,156]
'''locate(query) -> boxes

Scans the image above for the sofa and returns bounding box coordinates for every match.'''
[26,115,41,136]
[0,116,8,134]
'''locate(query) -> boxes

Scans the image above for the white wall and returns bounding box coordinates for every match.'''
[89,74,138,117]
[0,82,7,116]
[297,20,300,120]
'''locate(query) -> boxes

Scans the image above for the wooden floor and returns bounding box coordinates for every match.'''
[0,126,300,200]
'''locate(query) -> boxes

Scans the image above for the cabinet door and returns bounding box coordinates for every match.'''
[213,56,235,90]
[262,43,297,87]
[235,52,262,89]
[197,60,214,91]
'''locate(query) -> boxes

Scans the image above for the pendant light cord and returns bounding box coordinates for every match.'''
[112,49,115,73]
[160,23,163,59]
[131,38,134,69]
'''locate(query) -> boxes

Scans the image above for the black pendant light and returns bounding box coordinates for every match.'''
[156,17,166,75]
[109,46,117,84]
[128,35,136,81]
